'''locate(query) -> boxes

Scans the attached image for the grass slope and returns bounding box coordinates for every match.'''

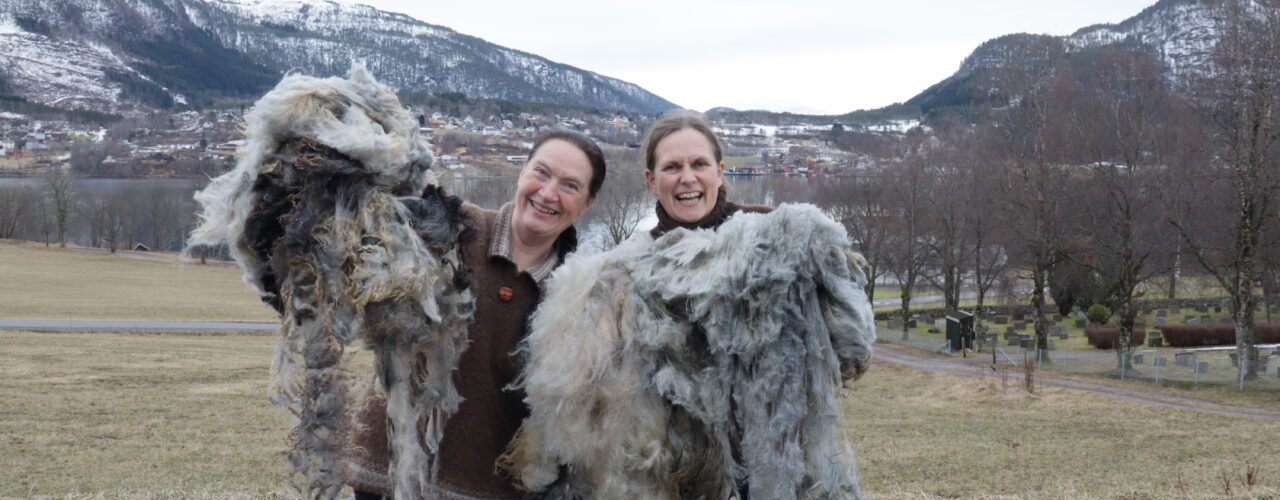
[2,331,1277,498]
[0,241,275,322]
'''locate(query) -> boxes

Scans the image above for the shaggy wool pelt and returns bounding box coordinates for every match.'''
[503,204,876,499]
[188,66,474,500]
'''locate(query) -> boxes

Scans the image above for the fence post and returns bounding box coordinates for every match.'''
[1194,353,1200,385]
[1239,357,1246,391]
[1155,361,1160,383]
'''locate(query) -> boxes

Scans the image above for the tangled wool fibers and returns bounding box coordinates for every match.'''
[189,66,473,499]
[505,204,876,499]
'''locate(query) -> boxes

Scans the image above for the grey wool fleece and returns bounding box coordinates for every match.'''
[188,66,474,500]
[502,203,876,500]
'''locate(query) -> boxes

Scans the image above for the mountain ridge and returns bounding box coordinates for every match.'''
[0,0,679,115]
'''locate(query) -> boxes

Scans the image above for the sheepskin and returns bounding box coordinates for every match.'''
[188,65,473,500]
[505,203,876,499]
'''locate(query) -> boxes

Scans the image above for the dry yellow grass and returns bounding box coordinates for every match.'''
[846,361,1280,499]
[0,240,275,322]
[0,331,290,498]
[3,330,1279,498]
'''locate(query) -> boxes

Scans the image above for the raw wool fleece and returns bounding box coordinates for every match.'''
[506,203,876,499]
[188,66,474,499]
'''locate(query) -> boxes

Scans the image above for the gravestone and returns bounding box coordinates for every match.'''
[1220,317,1233,324]
[1046,339,1056,351]
[1218,357,1233,369]
[906,319,918,328]
[1196,361,1210,374]
[887,318,902,329]
[1007,338,1020,347]
[1013,313,1026,321]
[1200,315,1212,323]
[1075,319,1087,328]
[1185,316,1198,324]
[1019,338,1034,349]
[1175,353,1195,367]
[1154,357,1168,367]
[994,316,1008,325]
[1171,307,1181,314]
[1156,309,1168,317]
[1152,317,1165,326]
[1133,354,1144,364]
[1214,306,1222,313]
[1053,314,1064,322]
[1147,332,1163,348]
[1014,321,1027,330]
[1195,305,1208,313]
[1006,326,1016,334]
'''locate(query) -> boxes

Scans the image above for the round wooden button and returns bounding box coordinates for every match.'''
[498,286,514,302]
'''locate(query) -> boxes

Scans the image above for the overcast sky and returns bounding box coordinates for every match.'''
[346,0,1159,115]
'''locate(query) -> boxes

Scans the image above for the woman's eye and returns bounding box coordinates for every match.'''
[663,164,679,171]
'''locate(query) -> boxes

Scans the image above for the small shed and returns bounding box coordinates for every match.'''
[132,243,151,252]
[946,310,975,352]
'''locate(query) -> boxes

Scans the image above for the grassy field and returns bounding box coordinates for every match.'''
[2,331,1278,499]
[0,240,275,322]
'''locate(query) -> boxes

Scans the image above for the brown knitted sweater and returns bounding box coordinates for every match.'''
[346,202,571,498]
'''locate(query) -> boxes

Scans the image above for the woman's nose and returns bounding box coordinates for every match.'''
[538,180,558,200]
[678,166,696,184]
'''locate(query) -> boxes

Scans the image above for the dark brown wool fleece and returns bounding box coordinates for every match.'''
[347,203,571,498]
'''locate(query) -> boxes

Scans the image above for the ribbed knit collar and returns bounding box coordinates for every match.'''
[650,185,741,238]
[491,202,568,284]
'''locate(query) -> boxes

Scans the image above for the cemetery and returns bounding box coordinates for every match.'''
[875,300,1280,387]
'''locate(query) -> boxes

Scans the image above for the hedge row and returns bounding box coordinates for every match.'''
[1085,328,1147,349]
[1157,324,1280,347]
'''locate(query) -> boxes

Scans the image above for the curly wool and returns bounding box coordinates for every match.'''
[506,204,876,499]
[188,66,472,500]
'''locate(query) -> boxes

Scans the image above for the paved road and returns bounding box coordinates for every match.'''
[873,343,1280,421]
[70,247,236,267]
[0,319,274,332]
[871,288,1032,308]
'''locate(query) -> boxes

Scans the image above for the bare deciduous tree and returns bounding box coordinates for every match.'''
[43,168,77,248]
[1168,0,1280,380]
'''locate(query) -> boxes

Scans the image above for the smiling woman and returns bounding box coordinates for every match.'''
[510,131,606,270]
[345,128,606,500]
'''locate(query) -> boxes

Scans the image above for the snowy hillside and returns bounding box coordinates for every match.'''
[0,0,678,114]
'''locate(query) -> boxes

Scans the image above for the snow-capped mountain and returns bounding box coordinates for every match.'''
[905,0,1222,114]
[0,0,679,115]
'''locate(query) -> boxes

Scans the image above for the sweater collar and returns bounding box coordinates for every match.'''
[650,185,740,238]
[490,202,576,284]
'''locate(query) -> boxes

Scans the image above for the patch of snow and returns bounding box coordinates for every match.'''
[0,14,20,34]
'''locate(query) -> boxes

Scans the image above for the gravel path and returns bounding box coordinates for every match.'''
[874,343,1280,421]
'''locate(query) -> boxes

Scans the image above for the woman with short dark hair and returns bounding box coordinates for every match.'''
[348,129,606,500]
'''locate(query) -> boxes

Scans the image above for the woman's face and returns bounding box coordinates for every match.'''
[645,128,724,223]
[512,139,595,243]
